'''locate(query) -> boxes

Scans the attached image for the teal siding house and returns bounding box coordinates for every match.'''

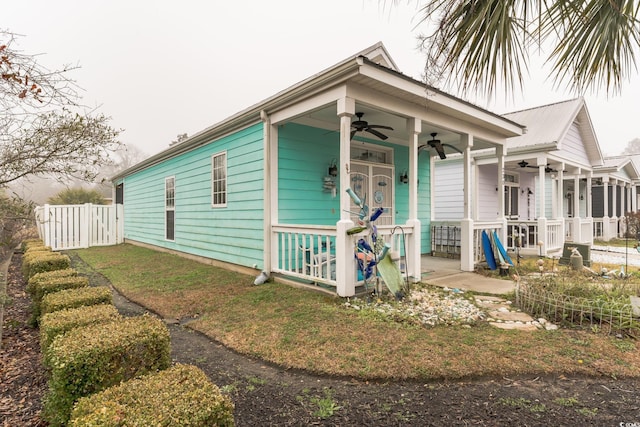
[112,43,522,297]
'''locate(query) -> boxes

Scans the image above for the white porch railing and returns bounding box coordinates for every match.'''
[593,218,604,240]
[506,221,539,251]
[546,219,563,252]
[34,204,124,251]
[580,218,593,243]
[565,219,573,241]
[271,223,414,288]
[472,221,503,264]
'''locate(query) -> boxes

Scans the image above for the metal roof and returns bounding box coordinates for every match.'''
[503,98,603,166]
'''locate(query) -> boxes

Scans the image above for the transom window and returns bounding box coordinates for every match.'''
[351,144,392,164]
[211,152,227,207]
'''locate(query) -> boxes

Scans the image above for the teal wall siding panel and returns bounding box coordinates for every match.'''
[278,124,341,225]
[123,123,265,268]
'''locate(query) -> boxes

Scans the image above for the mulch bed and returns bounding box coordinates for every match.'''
[2,251,640,426]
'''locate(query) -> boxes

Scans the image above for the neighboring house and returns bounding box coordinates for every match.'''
[431,98,635,267]
[592,155,640,240]
[110,42,523,296]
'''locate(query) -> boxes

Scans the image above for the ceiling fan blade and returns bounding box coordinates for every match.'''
[428,141,447,159]
[350,130,356,140]
[365,128,388,140]
[367,125,394,130]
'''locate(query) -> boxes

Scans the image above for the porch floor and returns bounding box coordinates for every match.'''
[420,255,516,295]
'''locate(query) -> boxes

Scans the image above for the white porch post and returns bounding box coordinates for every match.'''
[556,167,564,220]
[537,164,547,255]
[496,146,507,242]
[335,97,355,297]
[460,134,475,272]
[261,110,275,274]
[406,118,421,282]
[632,183,638,213]
[586,173,592,218]
[572,171,581,242]
[603,177,610,240]
[612,179,618,238]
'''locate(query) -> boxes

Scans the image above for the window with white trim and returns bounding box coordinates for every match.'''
[165,176,175,241]
[503,173,519,219]
[211,152,227,207]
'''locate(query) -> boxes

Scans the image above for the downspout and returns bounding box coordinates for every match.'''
[256,110,272,285]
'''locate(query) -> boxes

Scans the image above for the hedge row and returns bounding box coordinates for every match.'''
[26,268,78,296]
[22,251,71,279]
[40,286,112,316]
[44,314,172,426]
[22,238,47,252]
[40,304,121,354]
[29,276,89,325]
[70,363,235,426]
[21,239,235,426]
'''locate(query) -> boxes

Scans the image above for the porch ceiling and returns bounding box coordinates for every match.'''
[292,103,499,156]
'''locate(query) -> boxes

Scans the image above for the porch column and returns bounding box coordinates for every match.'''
[537,164,547,255]
[460,134,475,272]
[335,97,356,297]
[585,172,594,244]
[632,183,637,212]
[612,180,618,218]
[556,166,564,220]
[572,171,581,242]
[406,118,422,281]
[586,173,592,218]
[261,111,276,274]
[496,146,508,242]
[627,183,632,214]
[603,177,610,240]
[612,179,618,238]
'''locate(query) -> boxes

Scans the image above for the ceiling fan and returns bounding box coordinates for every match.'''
[419,133,461,160]
[517,160,557,173]
[351,112,393,140]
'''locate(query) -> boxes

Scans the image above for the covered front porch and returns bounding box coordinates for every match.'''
[259,46,523,296]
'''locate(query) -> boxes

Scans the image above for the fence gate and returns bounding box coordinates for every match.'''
[34,204,124,251]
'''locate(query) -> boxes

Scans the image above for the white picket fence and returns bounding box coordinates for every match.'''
[34,204,124,251]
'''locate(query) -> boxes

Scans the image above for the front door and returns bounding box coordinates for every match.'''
[349,162,394,226]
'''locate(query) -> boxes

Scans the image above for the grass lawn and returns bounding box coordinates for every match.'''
[74,244,640,381]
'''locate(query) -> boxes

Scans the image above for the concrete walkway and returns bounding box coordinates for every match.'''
[420,255,516,295]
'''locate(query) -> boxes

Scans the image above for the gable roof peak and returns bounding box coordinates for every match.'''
[353,41,399,71]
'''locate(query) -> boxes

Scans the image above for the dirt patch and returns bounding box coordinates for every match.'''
[2,251,640,426]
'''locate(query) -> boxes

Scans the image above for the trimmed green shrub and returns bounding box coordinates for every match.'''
[26,268,78,296]
[24,245,52,254]
[43,314,171,426]
[30,276,89,325]
[40,304,121,355]
[70,364,235,426]
[21,238,44,252]
[22,252,71,279]
[40,286,112,316]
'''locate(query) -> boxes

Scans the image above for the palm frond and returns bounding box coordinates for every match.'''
[545,0,640,95]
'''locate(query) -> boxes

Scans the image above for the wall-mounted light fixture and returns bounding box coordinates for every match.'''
[399,171,408,184]
[328,159,337,177]
[580,194,584,200]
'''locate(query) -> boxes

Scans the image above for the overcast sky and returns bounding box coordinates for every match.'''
[5,0,640,159]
